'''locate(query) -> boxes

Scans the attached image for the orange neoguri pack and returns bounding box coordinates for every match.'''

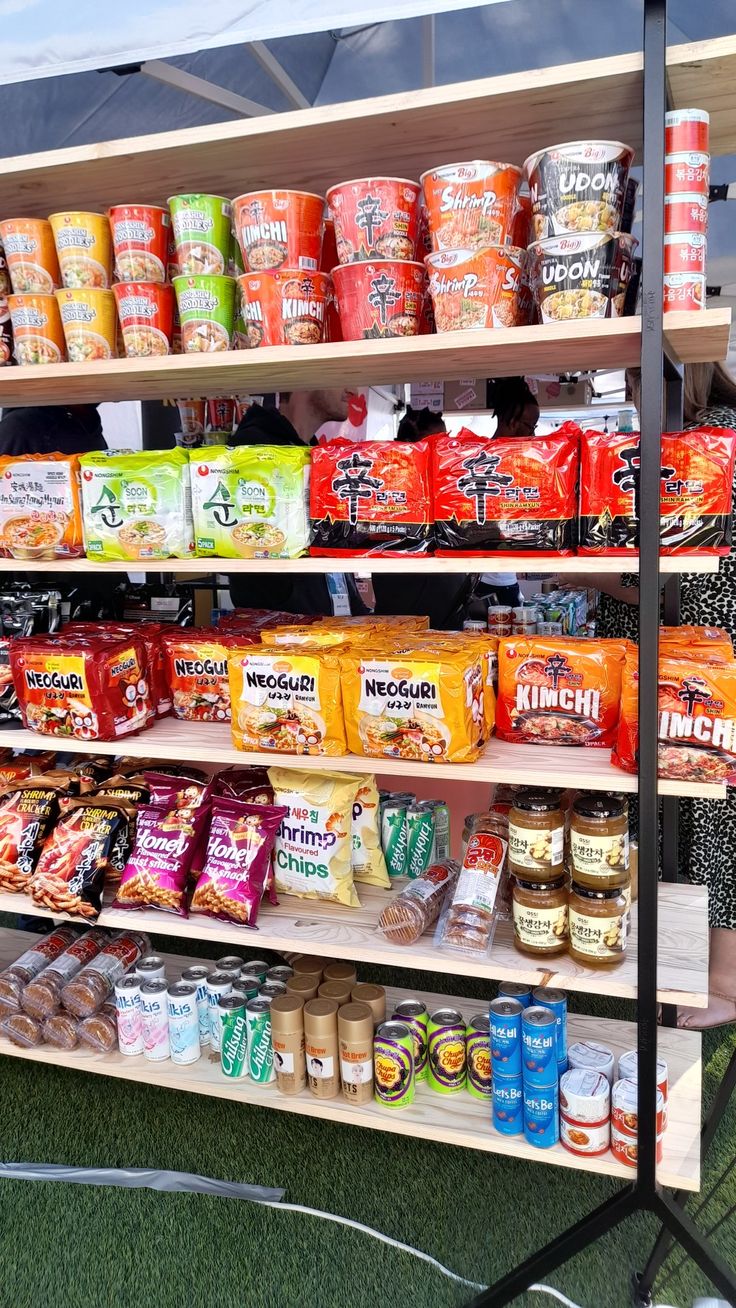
[228,645,346,755]
[161,628,232,721]
[310,439,433,555]
[431,427,579,555]
[10,634,153,741]
[496,637,628,747]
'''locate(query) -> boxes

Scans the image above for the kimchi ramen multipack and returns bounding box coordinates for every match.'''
[496,636,629,747]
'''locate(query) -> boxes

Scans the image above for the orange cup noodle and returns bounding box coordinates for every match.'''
[112,281,174,358]
[664,152,710,197]
[425,245,527,331]
[176,398,206,436]
[236,269,329,347]
[421,160,522,252]
[227,645,346,756]
[663,271,706,313]
[665,109,710,156]
[232,190,325,273]
[496,636,629,748]
[332,259,426,340]
[320,218,339,273]
[7,293,66,365]
[161,629,232,722]
[0,453,83,559]
[664,231,706,276]
[326,177,421,264]
[523,141,634,240]
[108,205,171,283]
[310,437,433,555]
[664,195,709,237]
[55,288,118,362]
[48,211,113,289]
[0,219,61,294]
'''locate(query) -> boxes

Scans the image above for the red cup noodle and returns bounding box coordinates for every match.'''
[321,219,339,274]
[327,177,421,263]
[664,194,708,237]
[332,260,425,339]
[421,160,522,252]
[664,232,707,277]
[524,140,634,240]
[232,191,324,273]
[207,398,235,434]
[109,205,170,283]
[664,153,710,197]
[663,272,706,313]
[237,269,329,347]
[112,282,174,357]
[665,109,709,155]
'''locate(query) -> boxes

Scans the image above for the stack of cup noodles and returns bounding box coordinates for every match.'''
[0,218,64,366]
[233,189,330,348]
[663,109,710,313]
[169,194,236,354]
[110,205,176,358]
[173,397,236,448]
[0,241,13,366]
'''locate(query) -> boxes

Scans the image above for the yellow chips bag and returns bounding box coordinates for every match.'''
[268,767,361,907]
[348,773,390,888]
[228,645,346,755]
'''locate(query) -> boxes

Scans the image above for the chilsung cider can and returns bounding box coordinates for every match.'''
[219,994,248,1079]
[246,996,275,1084]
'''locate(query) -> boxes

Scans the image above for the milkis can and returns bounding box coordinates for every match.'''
[381,800,410,877]
[498,982,532,1008]
[392,999,428,1082]
[532,986,568,1063]
[140,978,170,1062]
[524,1083,560,1148]
[207,971,233,1053]
[138,955,166,982]
[217,955,245,975]
[490,997,523,1078]
[492,1075,524,1134]
[521,1007,558,1087]
[246,997,275,1084]
[219,994,248,1079]
[181,964,212,1047]
[466,1013,492,1099]
[427,1007,466,1093]
[374,1020,415,1108]
[167,981,201,1066]
[114,974,143,1056]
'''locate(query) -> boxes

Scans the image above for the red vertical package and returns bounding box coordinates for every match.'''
[309,438,433,554]
[10,634,152,741]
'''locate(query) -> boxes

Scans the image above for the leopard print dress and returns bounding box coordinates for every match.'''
[597,404,736,928]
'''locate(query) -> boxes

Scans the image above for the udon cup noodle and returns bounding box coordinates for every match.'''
[664,194,708,237]
[425,245,527,331]
[49,212,113,289]
[663,271,706,313]
[172,274,235,353]
[7,293,66,365]
[109,205,171,283]
[168,194,232,276]
[529,232,637,323]
[332,259,425,339]
[664,231,707,277]
[664,152,710,198]
[237,269,329,347]
[327,177,421,264]
[55,288,118,361]
[665,108,709,155]
[421,161,522,252]
[0,219,61,294]
[112,281,174,357]
[524,141,634,240]
[232,190,324,272]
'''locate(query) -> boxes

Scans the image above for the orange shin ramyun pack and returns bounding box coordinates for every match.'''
[579,429,640,553]
[496,637,628,747]
[0,453,84,560]
[161,628,232,722]
[659,625,734,660]
[11,634,152,741]
[228,645,346,755]
[310,439,433,555]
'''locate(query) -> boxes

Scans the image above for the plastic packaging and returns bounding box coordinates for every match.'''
[378,859,460,945]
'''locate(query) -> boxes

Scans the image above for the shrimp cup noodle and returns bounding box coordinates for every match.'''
[0,219,61,294]
[168,194,232,276]
[524,141,633,241]
[113,282,174,358]
[326,178,421,264]
[529,232,638,323]
[421,161,522,252]
[663,231,707,277]
[49,212,113,290]
[55,288,118,362]
[333,259,425,340]
[232,190,324,273]
[236,269,329,347]
[173,275,236,353]
[664,152,710,198]
[8,294,66,365]
[109,205,170,283]
[664,194,709,237]
[425,246,527,331]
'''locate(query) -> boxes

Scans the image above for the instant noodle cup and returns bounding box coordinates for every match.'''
[228,645,347,756]
[0,219,61,294]
[529,232,637,322]
[321,218,339,273]
[0,453,83,559]
[206,397,235,435]
[496,636,628,748]
[109,205,170,283]
[176,399,206,437]
[310,437,432,554]
[79,448,195,561]
[524,141,633,240]
[421,161,522,251]
[7,294,66,365]
[168,194,232,276]
[112,281,174,357]
[49,211,113,289]
[664,232,706,276]
[425,245,527,331]
[269,768,361,907]
[664,194,708,237]
[237,269,329,347]
[232,190,324,272]
[190,443,310,558]
[172,274,235,352]
[663,272,706,313]
[664,152,710,197]
[326,177,421,263]
[332,259,425,340]
[666,108,709,154]
[55,288,118,362]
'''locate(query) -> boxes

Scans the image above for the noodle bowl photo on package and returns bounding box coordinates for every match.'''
[523,140,633,240]
[55,288,118,362]
[0,218,61,294]
[421,160,522,251]
[7,293,66,365]
[168,194,232,276]
[529,232,637,322]
[113,281,174,358]
[49,211,113,289]
[237,269,329,347]
[326,177,421,263]
[109,205,171,283]
[172,275,235,353]
[425,245,528,331]
[232,190,324,272]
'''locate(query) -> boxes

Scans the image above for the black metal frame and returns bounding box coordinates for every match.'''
[466,3,736,1304]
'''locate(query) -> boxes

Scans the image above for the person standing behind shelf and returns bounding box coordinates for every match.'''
[0,404,107,456]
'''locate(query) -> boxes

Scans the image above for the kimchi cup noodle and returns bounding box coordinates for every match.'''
[665,109,710,155]
[664,231,707,276]
[421,161,522,252]
[236,269,329,347]
[233,190,324,273]
[8,294,66,365]
[109,205,170,283]
[524,141,634,240]
[168,194,232,277]
[172,275,235,353]
[321,218,339,273]
[0,219,61,294]
[665,194,708,237]
[55,288,118,362]
[326,177,421,264]
[664,152,710,197]
[529,232,637,323]
[663,271,706,313]
[112,282,174,358]
[49,212,113,289]
[425,246,527,331]
[332,260,425,339]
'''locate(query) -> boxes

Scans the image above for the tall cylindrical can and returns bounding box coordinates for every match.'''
[524,1082,560,1148]
[426,1007,466,1093]
[521,1007,558,1087]
[497,982,532,1008]
[304,998,340,1099]
[492,1075,524,1135]
[532,986,568,1065]
[219,994,248,1079]
[351,983,386,1027]
[270,995,306,1096]
[490,997,523,1078]
[207,971,234,1053]
[381,800,410,876]
[246,997,275,1084]
[405,803,436,879]
[114,973,143,1056]
[392,999,428,1082]
[265,966,294,985]
[466,1013,492,1100]
[140,978,170,1062]
[338,1001,374,1104]
[137,955,167,983]
[374,1020,415,1108]
[240,958,270,983]
[259,980,287,1000]
[216,955,245,975]
[167,981,201,1066]
[426,799,450,860]
[181,964,212,1047]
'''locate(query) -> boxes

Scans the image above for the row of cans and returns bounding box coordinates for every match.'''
[379,791,451,879]
[491,984,568,1149]
[663,108,710,314]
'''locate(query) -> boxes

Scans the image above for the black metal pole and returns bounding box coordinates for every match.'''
[660,356,683,1028]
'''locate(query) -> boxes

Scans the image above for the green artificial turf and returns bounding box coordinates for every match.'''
[0,922,733,1308]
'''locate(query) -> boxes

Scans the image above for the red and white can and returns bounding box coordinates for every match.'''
[617,1050,668,1103]
[663,271,706,313]
[612,1077,666,1137]
[611,1121,664,1167]
[665,109,710,155]
[664,152,710,197]
[114,974,143,1056]
[664,232,707,276]
[560,1068,611,1157]
[664,194,708,237]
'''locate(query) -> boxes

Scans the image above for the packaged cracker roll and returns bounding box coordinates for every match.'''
[0,779,69,891]
[228,644,346,756]
[190,444,310,559]
[0,453,84,560]
[310,439,433,555]
[79,449,194,561]
[269,767,362,907]
[190,797,285,925]
[497,637,628,747]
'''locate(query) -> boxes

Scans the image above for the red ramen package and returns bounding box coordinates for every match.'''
[62,621,170,718]
[579,428,640,553]
[10,633,152,740]
[190,798,286,926]
[0,779,67,891]
[161,628,231,721]
[497,637,628,747]
[310,439,433,555]
[112,803,209,916]
[30,798,132,919]
[432,426,579,554]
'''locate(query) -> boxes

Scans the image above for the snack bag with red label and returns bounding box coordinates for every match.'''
[496,636,628,747]
[112,804,209,916]
[0,779,67,891]
[190,798,286,926]
[30,798,132,919]
[62,621,168,719]
[310,439,433,555]
[161,628,232,722]
[10,634,152,740]
[438,831,508,956]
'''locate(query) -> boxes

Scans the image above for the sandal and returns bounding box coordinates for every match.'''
[677,992,736,1030]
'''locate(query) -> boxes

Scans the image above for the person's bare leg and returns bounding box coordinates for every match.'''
[678,927,736,1029]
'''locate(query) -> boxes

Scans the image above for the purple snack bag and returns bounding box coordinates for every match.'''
[190,799,286,927]
[112,804,209,917]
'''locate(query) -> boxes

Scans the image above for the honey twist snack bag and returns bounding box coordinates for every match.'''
[309,439,433,555]
[112,803,209,916]
[190,798,286,926]
[161,628,232,722]
[228,644,346,756]
[268,767,362,908]
[0,453,84,560]
[496,636,628,748]
[30,797,133,919]
[189,444,310,559]
[79,449,194,561]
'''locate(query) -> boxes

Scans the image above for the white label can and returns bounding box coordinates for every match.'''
[167,981,201,1066]
[140,979,170,1062]
[181,964,212,1047]
[114,974,143,1057]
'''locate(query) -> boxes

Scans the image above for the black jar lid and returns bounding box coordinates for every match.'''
[572,793,628,821]
[513,788,563,814]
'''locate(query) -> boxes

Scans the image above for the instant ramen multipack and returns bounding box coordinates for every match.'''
[10,632,153,741]
[310,439,433,554]
[0,453,84,561]
[228,644,346,756]
[79,449,194,561]
[496,636,629,747]
[189,444,310,559]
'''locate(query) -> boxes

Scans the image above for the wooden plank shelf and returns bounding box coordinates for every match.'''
[0,882,707,1009]
[0,929,702,1191]
[0,313,728,407]
[0,719,725,798]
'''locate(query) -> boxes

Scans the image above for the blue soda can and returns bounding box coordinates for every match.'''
[489,997,522,1077]
[524,1082,560,1148]
[492,1075,524,1135]
[497,982,532,1008]
[521,1006,558,1086]
[532,986,568,1062]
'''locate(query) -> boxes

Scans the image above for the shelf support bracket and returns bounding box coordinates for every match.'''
[139,61,273,118]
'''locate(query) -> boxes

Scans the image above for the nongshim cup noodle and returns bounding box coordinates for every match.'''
[190,798,286,926]
[112,281,174,357]
[173,274,235,352]
[10,633,152,741]
[55,288,118,361]
[523,141,633,240]
[228,645,346,756]
[421,161,522,250]
[7,293,66,365]
[425,246,527,330]
[237,269,329,346]
[168,194,232,275]
[109,205,170,283]
[232,190,324,272]
[0,453,83,559]
[268,767,362,907]
[161,629,232,722]
[496,637,628,748]
[332,260,425,339]
[49,212,113,288]
[529,233,637,322]
[310,439,432,554]
[190,444,310,558]
[326,178,421,263]
[79,449,194,561]
[0,219,61,294]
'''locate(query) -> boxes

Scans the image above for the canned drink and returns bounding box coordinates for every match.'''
[490,997,523,1078]
[181,964,212,1047]
[532,986,568,1063]
[521,1007,558,1086]
[246,997,275,1083]
[137,955,166,982]
[259,981,288,1000]
[232,979,260,1002]
[524,1082,559,1148]
[374,1020,415,1108]
[216,955,245,975]
[406,803,436,880]
[497,982,532,1008]
[492,1075,524,1135]
[114,974,143,1056]
[240,959,269,984]
[167,981,201,1066]
[427,1007,466,1093]
[266,966,294,984]
[207,971,234,1052]
[140,978,170,1062]
[466,1014,492,1100]
[424,799,450,861]
[391,999,428,1082]
[381,801,410,877]
[219,994,248,1079]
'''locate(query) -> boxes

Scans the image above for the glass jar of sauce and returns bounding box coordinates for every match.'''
[568,879,631,967]
[508,789,565,879]
[512,875,569,957]
[570,794,629,888]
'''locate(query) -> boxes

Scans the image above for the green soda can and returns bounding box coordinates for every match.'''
[466,1013,492,1100]
[427,1007,466,1093]
[230,980,260,1002]
[381,801,410,877]
[246,997,275,1084]
[241,959,270,984]
[374,1021,415,1109]
[426,800,450,861]
[406,803,436,879]
[219,995,248,1079]
[392,999,428,1082]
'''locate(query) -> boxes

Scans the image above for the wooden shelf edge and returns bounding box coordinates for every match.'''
[0,555,719,576]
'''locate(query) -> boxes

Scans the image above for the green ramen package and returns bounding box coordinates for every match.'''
[268,767,362,907]
[79,449,194,561]
[190,444,310,558]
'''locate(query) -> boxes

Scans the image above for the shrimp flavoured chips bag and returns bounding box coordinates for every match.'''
[228,645,346,755]
[190,444,310,559]
[349,774,390,888]
[268,767,361,907]
[79,449,194,561]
